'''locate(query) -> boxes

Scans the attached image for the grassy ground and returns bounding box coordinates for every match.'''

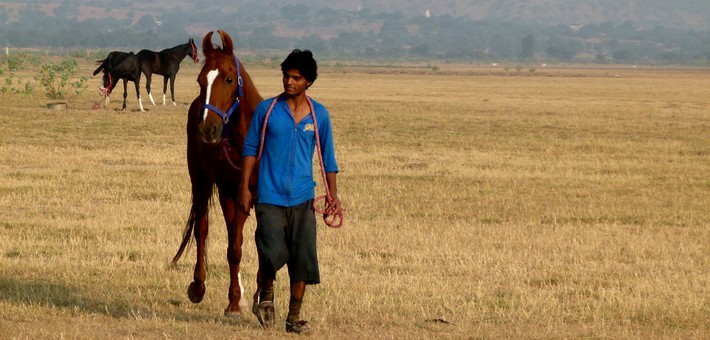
[0,61,708,338]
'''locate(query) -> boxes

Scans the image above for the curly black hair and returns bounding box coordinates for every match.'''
[280,49,318,83]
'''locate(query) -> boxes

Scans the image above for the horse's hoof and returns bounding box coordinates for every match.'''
[187,282,205,303]
[224,297,248,314]
[224,306,244,318]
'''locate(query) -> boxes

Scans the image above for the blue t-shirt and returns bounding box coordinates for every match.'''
[243,96,339,207]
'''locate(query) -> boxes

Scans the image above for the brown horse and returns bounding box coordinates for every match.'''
[171,30,262,316]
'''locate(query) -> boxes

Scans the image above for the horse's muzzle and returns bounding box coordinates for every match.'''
[198,121,223,145]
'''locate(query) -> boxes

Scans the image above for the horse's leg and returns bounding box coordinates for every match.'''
[252,265,262,316]
[180,138,214,304]
[146,72,156,106]
[189,211,209,303]
[162,76,169,105]
[169,75,177,106]
[122,79,128,111]
[218,184,249,315]
[133,77,145,112]
[187,183,211,304]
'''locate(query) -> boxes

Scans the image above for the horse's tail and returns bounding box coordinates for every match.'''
[171,204,198,264]
[93,59,107,76]
[171,185,213,265]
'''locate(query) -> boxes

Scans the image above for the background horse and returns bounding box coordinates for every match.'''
[93,51,130,76]
[137,38,199,106]
[171,30,262,316]
[94,51,144,112]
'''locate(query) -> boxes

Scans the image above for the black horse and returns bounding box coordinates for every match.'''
[137,38,199,106]
[93,51,130,76]
[94,51,145,112]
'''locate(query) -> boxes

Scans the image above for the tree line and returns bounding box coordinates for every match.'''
[0,4,708,65]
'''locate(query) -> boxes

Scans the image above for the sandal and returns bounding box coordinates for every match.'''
[253,301,275,328]
[285,320,311,335]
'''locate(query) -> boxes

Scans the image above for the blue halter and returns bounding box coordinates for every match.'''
[201,54,244,124]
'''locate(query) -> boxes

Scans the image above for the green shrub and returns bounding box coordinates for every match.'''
[1,52,43,72]
[1,71,35,96]
[35,58,89,100]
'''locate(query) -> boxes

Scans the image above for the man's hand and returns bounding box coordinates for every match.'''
[325,195,343,216]
[238,188,252,215]
[238,156,257,215]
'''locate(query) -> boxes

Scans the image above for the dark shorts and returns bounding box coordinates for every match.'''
[255,200,320,285]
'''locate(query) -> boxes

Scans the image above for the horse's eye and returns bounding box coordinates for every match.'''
[226,77,233,84]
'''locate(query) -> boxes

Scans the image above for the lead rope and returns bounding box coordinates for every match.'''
[93,73,114,109]
[257,94,343,228]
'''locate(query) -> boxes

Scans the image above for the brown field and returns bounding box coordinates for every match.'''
[0,61,708,339]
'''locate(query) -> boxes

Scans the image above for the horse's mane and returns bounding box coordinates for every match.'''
[236,59,262,119]
[160,39,194,54]
[161,43,187,54]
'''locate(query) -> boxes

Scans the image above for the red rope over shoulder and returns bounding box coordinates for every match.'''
[256,96,280,163]
[257,94,343,228]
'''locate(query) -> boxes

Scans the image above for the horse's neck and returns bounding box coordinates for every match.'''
[162,44,189,59]
[176,44,191,58]
[224,116,248,150]
[228,103,253,141]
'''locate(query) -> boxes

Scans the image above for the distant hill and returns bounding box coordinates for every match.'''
[346,0,708,30]
[274,0,710,30]
[1,0,708,31]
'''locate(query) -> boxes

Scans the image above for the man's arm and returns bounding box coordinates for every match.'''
[239,100,267,214]
[325,171,342,214]
[238,156,257,214]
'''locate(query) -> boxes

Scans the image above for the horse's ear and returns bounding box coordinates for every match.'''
[217,30,234,55]
[202,31,215,58]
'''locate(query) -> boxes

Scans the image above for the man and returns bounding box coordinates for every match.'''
[239,49,341,335]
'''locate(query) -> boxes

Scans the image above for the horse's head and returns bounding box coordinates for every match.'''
[188,38,199,63]
[197,30,243,145]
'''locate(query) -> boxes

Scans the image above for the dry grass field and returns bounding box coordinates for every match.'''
[0,60,708,339]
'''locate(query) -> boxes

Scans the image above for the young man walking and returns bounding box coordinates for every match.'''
[239,49,341,335]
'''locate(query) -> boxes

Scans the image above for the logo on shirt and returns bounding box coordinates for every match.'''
[304,123,315,132]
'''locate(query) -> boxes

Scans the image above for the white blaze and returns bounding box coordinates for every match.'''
[203,69,219,121]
